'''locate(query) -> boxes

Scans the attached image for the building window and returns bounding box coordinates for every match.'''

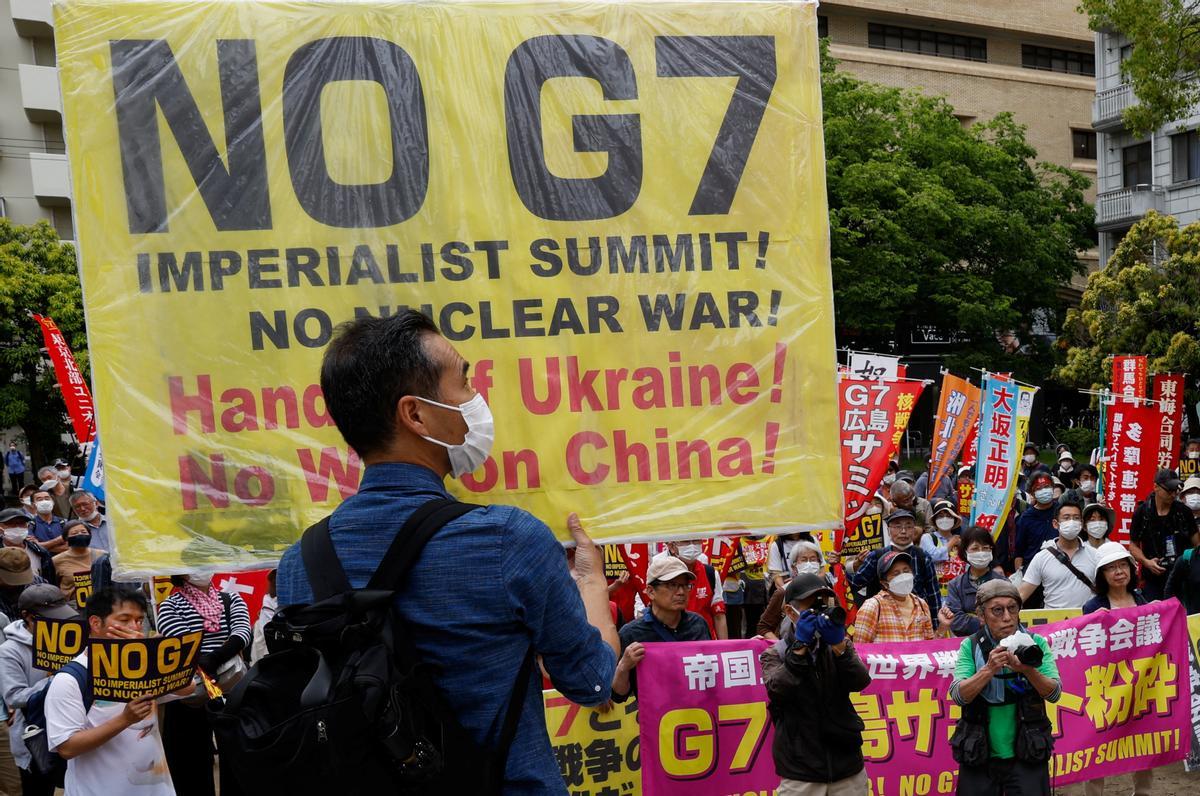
[1119,44,1133,63]
[867,23,986,62]
[817,15,828,39]
[1172,130,1200,182]
[1122,142,1153,188]
[1022,44,1095,76]
[1072,130,1097,160]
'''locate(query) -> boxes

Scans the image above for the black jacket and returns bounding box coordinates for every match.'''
[760,639,871,783]
[1166,546,1200,615]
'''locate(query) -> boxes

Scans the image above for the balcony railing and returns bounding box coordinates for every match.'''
[1096,185,1164,229]
[1093,83,1136,131]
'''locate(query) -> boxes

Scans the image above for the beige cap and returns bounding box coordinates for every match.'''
[0,548,33,587]
[646,553,695,584]
[1182,476,1200,494]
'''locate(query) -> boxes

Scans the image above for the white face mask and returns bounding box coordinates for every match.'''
[966,551,992,569]
[34,500,53,514]
[2,530,26,546]
[867,505,882,516]
[1189,451,1200,460]
[795,561,820,576]
[39,480,57,492]
[882,474,896,486]
[935,517,956,532]
[417,394,495,479]
[891,541,913,551]
[19,498,30,507]
[81,509,100,522]
[1059,464,1073,473]
[56,468,70,479]
[1033,487,1054,504]
[887,572,914,597]
[675,543,702,563]
[1186,494,1200,510]
[186,574,211,589]
[1058,519,1082,541]
[1086,520,1109,539]
[1023,454,1037,465]
[1079,480,1095,495]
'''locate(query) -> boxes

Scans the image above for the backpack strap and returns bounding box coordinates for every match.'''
[300,517,350,601]
[488,644,536,786]
[368,499,481,590]
[1045,546,1095,592]
[62,660,92,711]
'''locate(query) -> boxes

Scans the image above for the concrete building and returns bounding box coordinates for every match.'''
[819,0,1099,284]
[1093,27,1200,268]
[2,0,72,238]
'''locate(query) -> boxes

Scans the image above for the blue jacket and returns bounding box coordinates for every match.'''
[1014,505,1056,567]
[277,463,615,794]
[3,451,24,475]
[944,568,1004,636]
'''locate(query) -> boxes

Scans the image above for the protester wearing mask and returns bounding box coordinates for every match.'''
[68,491,110,553]
[950,580,1060,794]
[0,508,56,584]
[156,574,251,796]
[613,555,711,699]
[29,490,67,555]
[1071,464,1100,503]
[850,509,941,624]
[52,520,106,605]
[879,460,900,502]
[1082,503,1114,550]
[18,485,37,519]
[939,527,1004,637]
[1017,443,1050,491]
[1130,469,1195,600]
[1019,498,1098,610]
[1050,477,1066,502]
[36,466,72,521]
[854,551,935,643]
[890,476,934,535]
[768,533,806,592]
[760,574,870,796]
[954,466,975,519]
[1082,542,1151,796]
[274,311,620,793]
[5,443,26,496]
[1166,484,1200,614]
[663,541,727,640]
[758,540,833,640]
[921,500,961,573]
[1182,438,1200,477]
[1179,476,1200,541]
[1013,472,1057,574]
[0,584,79,796]
[1052,451,1078,489]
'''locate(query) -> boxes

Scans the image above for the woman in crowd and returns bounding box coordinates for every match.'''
[939,526,1004,637]
[1082,503,1114,551]
[922,500,962,579]
[156,574,252,796]
[757,537,833,639]
[1083,542,1150,796]
[51,519,105,605]
[853,550,935,643]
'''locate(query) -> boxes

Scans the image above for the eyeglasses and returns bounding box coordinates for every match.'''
[986,604,1021,618]
[653,581,693,592]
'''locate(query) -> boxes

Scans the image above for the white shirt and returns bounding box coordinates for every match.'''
[45,653,175,796]
[1022,540,1099,610]
[767,539,800,575]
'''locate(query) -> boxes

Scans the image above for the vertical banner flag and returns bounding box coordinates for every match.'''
[31,314,95,444]
[634,602,1190,794]
[847,351,899,380]
[960,416,979,468]
[55,0,842,576]
[1185,614,1200,772]
[971,375,1037,537]
[1104,399,1163,544]
[82,437,105,502]
[1154,373,1184,472]
[927,373,980,496]
[1113,355,1149,401]
[837,378,925,548]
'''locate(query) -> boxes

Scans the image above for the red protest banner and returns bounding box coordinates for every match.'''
[928,373,981,495]
[837,378,925,548]
[1104,399,1162,544]
[703,537,746,583]
[32,314,95,444]
[961,418,979,468]
[616,543,649,597]
[212,569,272,625]
[1113,355,1148,401]
[1153,373,1185,472]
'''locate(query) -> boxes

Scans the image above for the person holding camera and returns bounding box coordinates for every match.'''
[1130,469,1194,600]
[949,580,1061,794]
[760,573,871,796]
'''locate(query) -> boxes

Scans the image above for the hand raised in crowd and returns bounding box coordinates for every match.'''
[825,549,840,565]
[814,612,846,646]
[617,641,646,673]
[937,605,954,628]
[121,694,156,726]
[566,513,603,584]
[607,571,630,594]
[853,549,870,570]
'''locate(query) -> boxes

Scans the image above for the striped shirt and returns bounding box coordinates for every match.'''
[156,591,252,654]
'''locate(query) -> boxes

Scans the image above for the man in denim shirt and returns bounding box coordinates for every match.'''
[277,310,619,794]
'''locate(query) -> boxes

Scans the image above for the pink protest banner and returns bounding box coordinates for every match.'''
[636,602,1189,794]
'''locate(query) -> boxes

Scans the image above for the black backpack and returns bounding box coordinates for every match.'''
[22,661,90,783]
[210,498,536,794]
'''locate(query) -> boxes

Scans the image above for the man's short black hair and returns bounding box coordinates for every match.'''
[320,310,442,458]
[85,585,148,622]
[1054,496,1085,519]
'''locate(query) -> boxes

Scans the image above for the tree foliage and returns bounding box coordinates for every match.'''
[1078,0,1200,136]
[822,48,1095,381]
[1057,211,1200,391]
[0,219,87,465]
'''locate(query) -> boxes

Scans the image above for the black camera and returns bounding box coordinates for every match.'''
[1010,642,1043,668]
[812,604,846,626]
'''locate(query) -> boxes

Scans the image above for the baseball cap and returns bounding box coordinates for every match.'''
[0,548,33,586]
[783,573,834,604]
[646,553,695,585]
[0,508,31,525]
[17,583,78,620]
[1155,469,1183,491]
[1024,442,1038,453]
[886,508,915,523]
[1183,476,1200,494]
[877,550,913,579]
[53,459,68,468]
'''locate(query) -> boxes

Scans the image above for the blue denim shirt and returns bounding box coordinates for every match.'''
[276,463,615,794]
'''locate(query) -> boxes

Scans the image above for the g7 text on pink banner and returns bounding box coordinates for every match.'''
[636,602,1190,794]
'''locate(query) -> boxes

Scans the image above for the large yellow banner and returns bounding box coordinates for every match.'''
[55,0,839,575]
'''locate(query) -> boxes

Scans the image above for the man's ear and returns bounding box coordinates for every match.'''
[395,395,430,438]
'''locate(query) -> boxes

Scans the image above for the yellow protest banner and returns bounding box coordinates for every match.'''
[33,618,87,671]
[543,689,640,794]
[55,0,839,575]
[72,572,93,609]
[89,632,203,702]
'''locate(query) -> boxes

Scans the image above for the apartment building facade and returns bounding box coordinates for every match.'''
[1093,28,1200,268]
